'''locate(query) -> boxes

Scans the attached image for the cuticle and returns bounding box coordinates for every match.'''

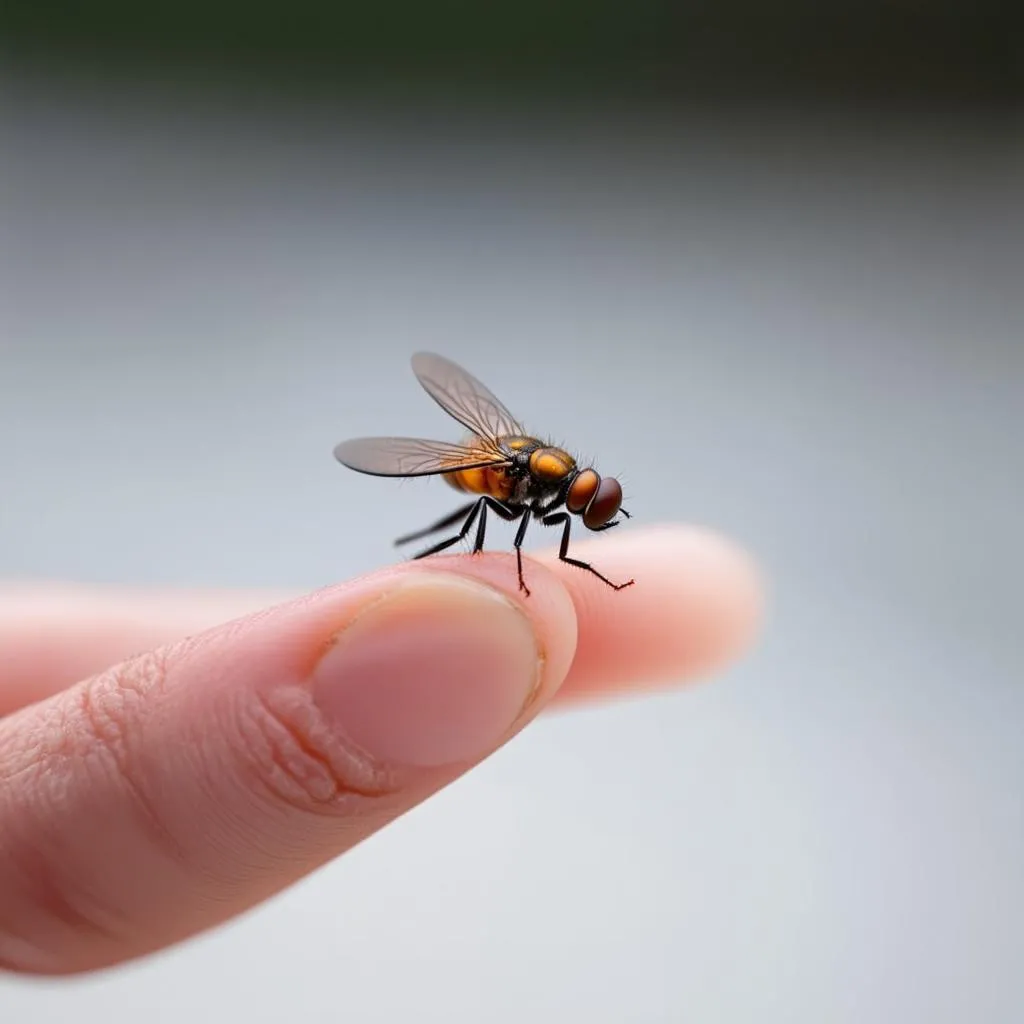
[317,586,401,662]
[519,651,548,720]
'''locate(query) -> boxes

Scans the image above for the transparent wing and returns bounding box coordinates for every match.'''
[333,436,509,477]
[411,352,525,441]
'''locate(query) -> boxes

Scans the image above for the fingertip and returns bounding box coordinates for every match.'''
[654,523,765,671]
[534,522,765,701]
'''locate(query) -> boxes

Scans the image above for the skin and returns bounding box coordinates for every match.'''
[0,523,762,977]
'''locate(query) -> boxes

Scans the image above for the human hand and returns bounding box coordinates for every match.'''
[0,524,761,976]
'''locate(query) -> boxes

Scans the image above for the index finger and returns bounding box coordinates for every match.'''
[0,524,762,717]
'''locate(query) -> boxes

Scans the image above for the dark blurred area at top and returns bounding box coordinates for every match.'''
[1,0,1019,107]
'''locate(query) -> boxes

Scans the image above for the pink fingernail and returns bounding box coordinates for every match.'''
[311,574,542,768]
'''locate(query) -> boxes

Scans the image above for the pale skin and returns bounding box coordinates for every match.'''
[0,523,762,976]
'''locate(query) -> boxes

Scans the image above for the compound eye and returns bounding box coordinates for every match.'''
[566,468,600,513]
[582,476,623,529]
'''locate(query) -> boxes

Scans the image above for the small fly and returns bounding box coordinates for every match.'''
[334,352,634,597]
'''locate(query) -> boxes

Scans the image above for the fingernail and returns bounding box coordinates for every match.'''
[311,574,543,768]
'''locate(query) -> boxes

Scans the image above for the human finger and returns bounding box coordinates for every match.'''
[0,524,761,717]
[0,563,576,975]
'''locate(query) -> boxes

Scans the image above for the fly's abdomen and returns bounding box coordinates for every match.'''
[444,466,516,502]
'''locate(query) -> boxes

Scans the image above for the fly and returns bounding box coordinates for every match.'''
[334,352,634,597]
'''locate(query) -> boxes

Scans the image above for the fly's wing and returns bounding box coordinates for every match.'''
[410,352,525,442]
[333,436,509,477]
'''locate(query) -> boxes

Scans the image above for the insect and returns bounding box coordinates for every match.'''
[333,352,634,596]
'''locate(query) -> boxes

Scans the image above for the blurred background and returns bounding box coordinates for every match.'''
[1,2,1021,1022]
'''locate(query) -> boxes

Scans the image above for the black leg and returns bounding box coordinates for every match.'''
[472,501,489,552]
[541,512,635,591]
[394,501,477,547]
[472,497,524,553]
[471,503,487,552]
[410,496,523,562]
[512,509,532,595]
[409,500,484,559]
[472,498,531,593]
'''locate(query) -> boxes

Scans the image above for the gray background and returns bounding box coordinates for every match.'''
[1,67,1022,1022]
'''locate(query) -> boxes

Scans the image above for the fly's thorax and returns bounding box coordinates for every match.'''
[527,446,577,484]
[512,474,545,504]
[500,435,541,453]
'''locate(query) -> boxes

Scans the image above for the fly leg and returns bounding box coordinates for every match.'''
[394,501,477,547]
[470,499,532,595]
[408,500,484,559]
[409,497,520,562]
[512,510,532,595]
[541,512,635,591]
[471,498,524,553]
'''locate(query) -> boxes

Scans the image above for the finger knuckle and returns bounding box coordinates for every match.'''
[75,650,167,756]
[232,686,399,816]
[66,652,184,858]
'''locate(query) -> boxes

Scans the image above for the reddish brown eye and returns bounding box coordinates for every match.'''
[582,476,623,529]
[566,468,600,513]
